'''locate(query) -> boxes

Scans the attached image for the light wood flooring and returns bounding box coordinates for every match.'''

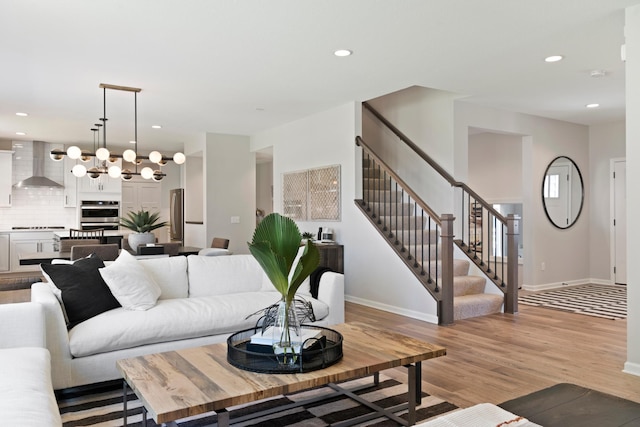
[2,289,638,408]
[346,301,640,408]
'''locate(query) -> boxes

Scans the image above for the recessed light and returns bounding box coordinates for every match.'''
[545,55,563,63]
[151,125,162,129]
[129,140,137,144]
[334,49,352,57]
[15,132,26,136]
[586,103,600,108]
[15,112,28,117]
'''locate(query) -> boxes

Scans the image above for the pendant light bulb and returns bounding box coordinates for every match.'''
[123,149,137,163]
[50,152,64,162]
[67,146,82,160]
[121,169,133,181]
[141,166,154,179]
[95,147,110,161]
[152,170,164,181]
[88,166,101,179]
[173,152,186,164]
[72,164,87,177]
[108,165,122,178]
[148,151,162,164]
[80,152,92,162]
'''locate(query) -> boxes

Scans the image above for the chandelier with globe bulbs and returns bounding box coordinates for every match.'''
[49,83,185,181]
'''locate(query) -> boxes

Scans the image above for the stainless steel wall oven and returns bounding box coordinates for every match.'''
[80,200,120,230]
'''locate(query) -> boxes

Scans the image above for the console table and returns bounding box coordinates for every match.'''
[316,243,344,273]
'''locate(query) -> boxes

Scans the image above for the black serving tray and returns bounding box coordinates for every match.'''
[227,325,343,374]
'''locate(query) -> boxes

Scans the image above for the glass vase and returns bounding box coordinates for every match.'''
[272,297,301,366]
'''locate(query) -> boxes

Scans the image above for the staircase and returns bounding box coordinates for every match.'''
[355,101,519,325]
[358,162,504,322]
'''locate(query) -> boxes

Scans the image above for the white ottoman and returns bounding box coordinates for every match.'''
[417,403,542,427]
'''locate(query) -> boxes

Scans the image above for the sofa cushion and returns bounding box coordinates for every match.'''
[139,255,189,299]
[99,250,162,311]
[41,254,121,329]
[0,347,62,426]
[187,254,264,297]
[68,292,330,357]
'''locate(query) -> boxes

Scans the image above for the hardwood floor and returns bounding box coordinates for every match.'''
[2,289,637,409]
[346,301,640,408]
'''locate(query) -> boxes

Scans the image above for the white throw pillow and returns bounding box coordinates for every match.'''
[99,250,161,310]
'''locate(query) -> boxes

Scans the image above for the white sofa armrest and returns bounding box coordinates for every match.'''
[31,282,74,389]
[316,272,345,325]
[0,302,46,349]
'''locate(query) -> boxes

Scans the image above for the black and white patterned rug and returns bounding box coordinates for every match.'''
[519,283,627,320]
[58,374,457,426]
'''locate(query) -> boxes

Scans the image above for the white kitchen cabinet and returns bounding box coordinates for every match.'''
[0,233,10,272]
[78,160,122,194]
[0,151,14,207]
[121,181,161,215]
[63,156,78,207]
[10,232,55,272]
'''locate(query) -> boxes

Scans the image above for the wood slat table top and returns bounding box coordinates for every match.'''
[116,322,446,423]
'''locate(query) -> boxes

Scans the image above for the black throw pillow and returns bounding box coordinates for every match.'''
[41,254,121,329]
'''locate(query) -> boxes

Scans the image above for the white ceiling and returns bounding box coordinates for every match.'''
[0,0,638,153]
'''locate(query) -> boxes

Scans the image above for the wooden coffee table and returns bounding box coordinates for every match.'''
[116,322,446,426]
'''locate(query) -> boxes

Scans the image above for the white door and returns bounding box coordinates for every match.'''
[613,160,627,284]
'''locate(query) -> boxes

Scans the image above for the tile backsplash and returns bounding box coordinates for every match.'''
[0,141,77,228]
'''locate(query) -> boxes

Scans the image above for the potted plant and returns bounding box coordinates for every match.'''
[301,231,315,244]
[248,213,319,363]
[120,209,168,251]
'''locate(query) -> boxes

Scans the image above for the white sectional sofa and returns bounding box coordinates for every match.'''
[0,302,62,426]
[32,253,345,390]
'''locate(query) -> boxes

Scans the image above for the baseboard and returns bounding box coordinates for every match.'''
[521,278,616,292]
[345,295,439,325]
[623,361,640,377]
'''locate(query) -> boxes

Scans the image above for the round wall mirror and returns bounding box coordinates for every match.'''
[542,156,584,229]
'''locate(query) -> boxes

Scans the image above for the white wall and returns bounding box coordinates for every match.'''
[251,102,441,324]
[588,121,625,281]
[256,161,273,222]
[455,102,590,290]
[468,132,523,203]
[183,136,206,247]
[204,133,255,255]
[625,3,640,376]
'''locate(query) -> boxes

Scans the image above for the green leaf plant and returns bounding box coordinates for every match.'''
[119,210,168,233]
[248,213,320,306]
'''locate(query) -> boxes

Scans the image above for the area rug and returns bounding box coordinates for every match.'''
[57,375,457,426]
[499,383,640,427]
[518,283,626,320]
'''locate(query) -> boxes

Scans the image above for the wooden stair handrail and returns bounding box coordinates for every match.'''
[363,101,506,222]
[356,136,441,225]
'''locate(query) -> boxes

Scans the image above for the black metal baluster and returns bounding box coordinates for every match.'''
[401,189,406,252]
[394,182,399,244]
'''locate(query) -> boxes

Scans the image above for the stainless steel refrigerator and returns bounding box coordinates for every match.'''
[169,188,184,243]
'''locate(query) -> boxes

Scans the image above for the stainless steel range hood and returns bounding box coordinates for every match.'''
[14,141,64,188]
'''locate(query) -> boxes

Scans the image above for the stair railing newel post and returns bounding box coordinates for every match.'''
[439,213,455,325]
[505,214,520,314]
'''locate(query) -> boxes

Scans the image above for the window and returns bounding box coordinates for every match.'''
[543,174,560,199]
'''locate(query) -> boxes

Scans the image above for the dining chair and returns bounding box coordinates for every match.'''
[70,244,120,261]
[211,237,230,249]
[69,228,105,239]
